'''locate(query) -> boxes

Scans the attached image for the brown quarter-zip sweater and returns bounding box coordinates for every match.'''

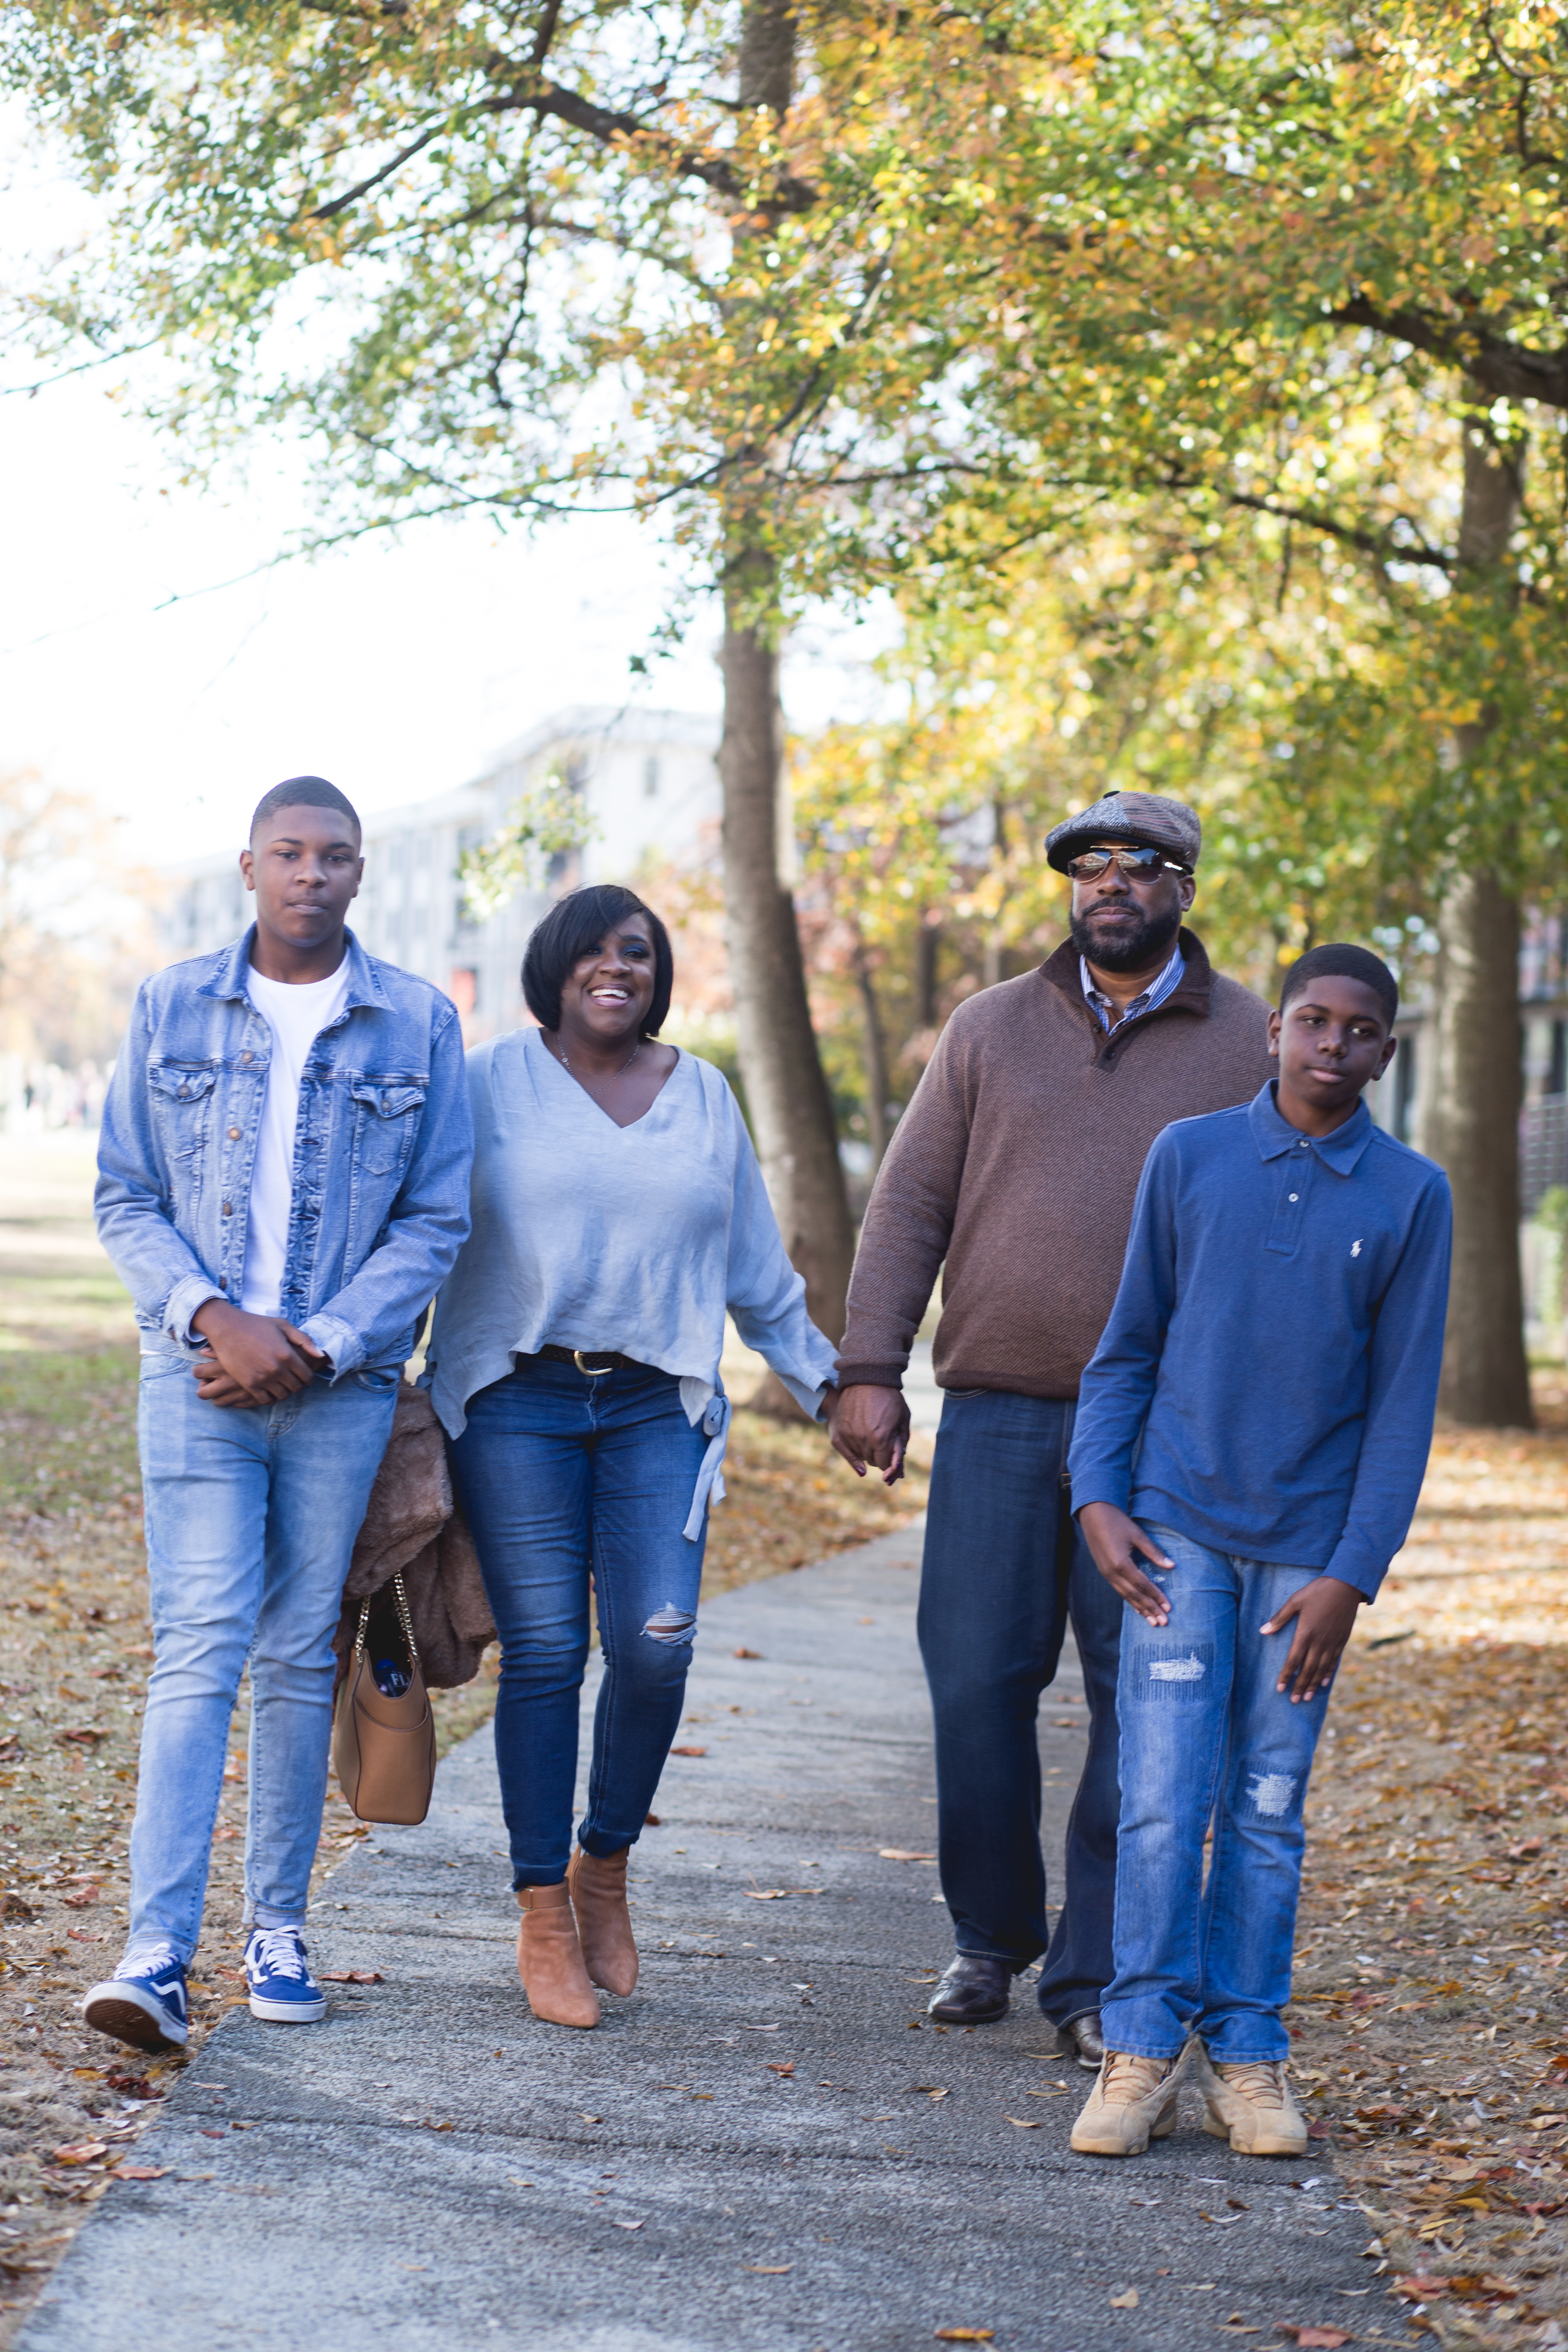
[836,929,1274,1400]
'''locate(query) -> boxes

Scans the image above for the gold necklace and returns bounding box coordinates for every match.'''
[554,1034,642,1079]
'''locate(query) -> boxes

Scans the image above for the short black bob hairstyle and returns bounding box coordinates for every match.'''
[522,884,674,1038]
[1279,941,1398,1029]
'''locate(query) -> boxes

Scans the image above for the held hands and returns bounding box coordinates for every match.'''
[1261,1575,1363,1703]
[190,1299,329,1408]
[828,1383,910,1487]
[1077,1503,1173,1626]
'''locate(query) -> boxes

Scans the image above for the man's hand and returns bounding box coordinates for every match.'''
[1078,1502,1174,1626]
[1261,1575,1362,1703]
[190,1300,327,1408]
[828,1383,910,1487]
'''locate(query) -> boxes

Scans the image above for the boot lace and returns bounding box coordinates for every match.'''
[1101,2052,1173,2105]
[1215,2059,1289,2106]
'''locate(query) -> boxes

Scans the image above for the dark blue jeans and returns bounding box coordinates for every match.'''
[450,1358,710,1889]
[917,1387,1121,2025]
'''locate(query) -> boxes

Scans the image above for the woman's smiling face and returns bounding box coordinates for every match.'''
[557,912,657,1044]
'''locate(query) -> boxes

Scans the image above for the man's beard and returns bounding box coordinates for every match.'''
[1070,895,1182,974]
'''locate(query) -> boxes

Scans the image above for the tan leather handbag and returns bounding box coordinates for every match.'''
[332,1575,437,1826]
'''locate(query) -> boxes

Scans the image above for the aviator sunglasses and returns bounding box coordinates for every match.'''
[1065,845,1191,881]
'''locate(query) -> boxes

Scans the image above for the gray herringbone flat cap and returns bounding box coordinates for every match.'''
[1044,788,1201,874]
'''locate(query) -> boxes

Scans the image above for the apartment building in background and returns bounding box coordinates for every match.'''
[161,705,722,1039]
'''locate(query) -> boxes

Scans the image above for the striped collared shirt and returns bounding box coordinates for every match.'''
[1080,942,1185,1035]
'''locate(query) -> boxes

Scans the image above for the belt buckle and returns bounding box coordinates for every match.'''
[573,1350,617,1377]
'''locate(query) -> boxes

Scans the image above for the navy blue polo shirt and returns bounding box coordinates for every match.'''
[1069,1082,1452,1600]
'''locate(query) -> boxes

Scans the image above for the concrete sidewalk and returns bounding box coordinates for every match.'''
[22,1526,1405,2352]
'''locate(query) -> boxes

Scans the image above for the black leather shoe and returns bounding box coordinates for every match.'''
[927,1952,1012,2023]
[1055,2011,1105,2070]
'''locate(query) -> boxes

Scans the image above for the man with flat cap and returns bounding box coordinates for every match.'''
[831,790,1271,2057]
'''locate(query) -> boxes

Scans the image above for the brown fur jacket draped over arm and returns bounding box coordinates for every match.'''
[334,1382,495,1692]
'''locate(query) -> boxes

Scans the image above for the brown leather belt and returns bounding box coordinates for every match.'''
[531,1344,645,1376]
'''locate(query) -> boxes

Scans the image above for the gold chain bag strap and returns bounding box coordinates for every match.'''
[331,1572,437,1826]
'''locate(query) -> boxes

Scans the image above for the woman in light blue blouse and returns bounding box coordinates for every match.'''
[428,884,837,2030]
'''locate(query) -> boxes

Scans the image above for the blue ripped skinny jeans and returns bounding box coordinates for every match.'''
[1100,1521,1334,2064]
[450,1357,710,1889]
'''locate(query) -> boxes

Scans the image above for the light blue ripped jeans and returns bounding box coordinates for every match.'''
[1099,1521,1334,2063]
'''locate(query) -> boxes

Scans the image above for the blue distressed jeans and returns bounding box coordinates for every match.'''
[130,1353,399,1961]
[917,1387,1122,2021]
[1100,1520,1334,2063]
[450,1357,711,1889]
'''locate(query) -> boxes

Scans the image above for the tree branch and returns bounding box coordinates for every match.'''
[481,67,817,211]
[1216,483,1455,571]
[309,121,448,221]
[1332,294,1568,409]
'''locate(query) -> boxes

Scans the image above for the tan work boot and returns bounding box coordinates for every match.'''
[515,1883,600,2028]
[1070,2049,1185,2156]
[567,1845,639,1998]
[1194,2045,1307,2156]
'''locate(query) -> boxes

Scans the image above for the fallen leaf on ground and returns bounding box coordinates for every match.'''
[732,1648,761,1660]
[49,2143,107,2166]
[933,2332,995,2343]
[61,1884,98,1909]
[744,2264,791,2273]
[607,2218,644,2230]
[644,1813,661,1826]
[109,2166,165,2181]
[879,1850,937,1862]
[670,1746,707,1757]
[766,2062,795,2076]
[1006,2116,1041,2128]
[55,1728,105,1747]
[1279,2330,1350,2349]
[1109,2288,1139,2309]
[318,1970,383,1984]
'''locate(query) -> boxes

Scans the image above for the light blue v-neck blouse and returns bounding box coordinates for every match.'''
[425,1029,838,1535]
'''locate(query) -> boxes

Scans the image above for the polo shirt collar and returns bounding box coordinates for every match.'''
[1247,1080,1375,1173]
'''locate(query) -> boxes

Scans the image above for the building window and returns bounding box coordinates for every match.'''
[643,756,660,799]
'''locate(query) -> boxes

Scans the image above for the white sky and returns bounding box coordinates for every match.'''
[1,118,889,873]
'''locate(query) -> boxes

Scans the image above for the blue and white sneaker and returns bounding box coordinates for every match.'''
[243,1926,327,2024]
[82,1944,190,2052]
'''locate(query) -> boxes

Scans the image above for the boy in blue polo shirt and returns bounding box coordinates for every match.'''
[1066,943,1451,2159]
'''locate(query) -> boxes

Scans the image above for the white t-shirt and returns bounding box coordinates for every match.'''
[240,959,352,1317]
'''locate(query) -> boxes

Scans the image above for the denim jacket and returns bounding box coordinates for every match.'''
[96,928,473,1374]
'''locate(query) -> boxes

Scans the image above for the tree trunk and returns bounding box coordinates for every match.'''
[851,931,892,1170]
[719,572,856,1346]
[1424,870,1532,1424]
[1421,416,1534,1427]
[715,0,854,1366]
[915,913,940,1029]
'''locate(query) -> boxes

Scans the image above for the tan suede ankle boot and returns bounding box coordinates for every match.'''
[567,1846,639,1997]
[514,1883,600,2028]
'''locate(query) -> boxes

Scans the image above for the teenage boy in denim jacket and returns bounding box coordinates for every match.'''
[1065,943,1451,2159]
[83,778,472,2051]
